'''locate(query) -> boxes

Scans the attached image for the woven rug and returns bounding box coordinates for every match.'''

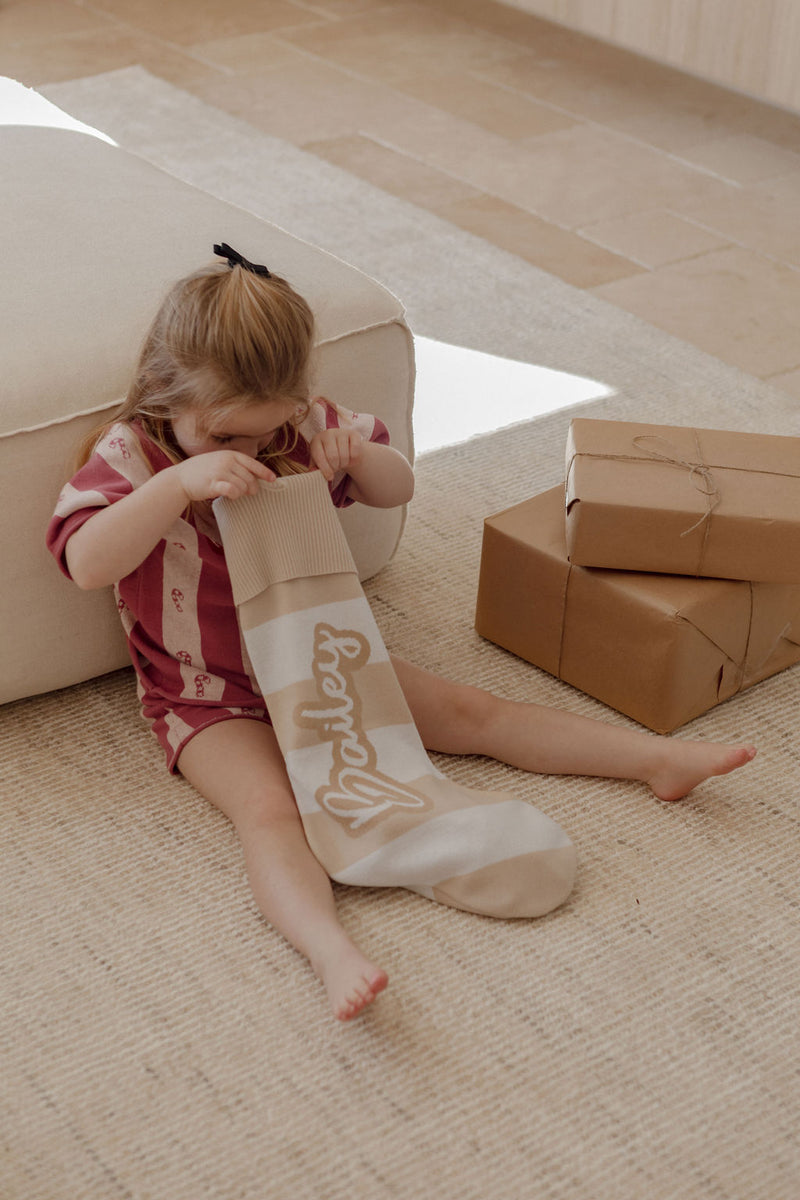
[3,68,799,1200]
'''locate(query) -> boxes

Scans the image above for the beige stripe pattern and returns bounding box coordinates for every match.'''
[214,471,576,918]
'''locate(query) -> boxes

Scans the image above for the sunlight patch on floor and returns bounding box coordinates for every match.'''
[0,77,116,142]
[412,336,613,455]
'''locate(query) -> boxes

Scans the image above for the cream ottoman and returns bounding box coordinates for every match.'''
[1,79,414,706]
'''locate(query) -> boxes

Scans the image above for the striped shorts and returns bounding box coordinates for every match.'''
[143,699,273,774]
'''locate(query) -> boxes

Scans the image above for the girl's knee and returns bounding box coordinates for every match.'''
[446,681,493,731]
[416,679,500,756]
[233,783,301,834]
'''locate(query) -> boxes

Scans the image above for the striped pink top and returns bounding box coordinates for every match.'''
[47,400,389,715]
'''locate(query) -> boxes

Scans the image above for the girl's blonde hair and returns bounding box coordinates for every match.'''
[75,259,316,474]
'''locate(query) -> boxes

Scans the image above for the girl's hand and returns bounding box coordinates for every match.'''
[65,451,277,590]
[309,426,364,482]
[175,451,276,502]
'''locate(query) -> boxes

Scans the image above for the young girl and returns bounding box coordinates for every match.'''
[47,245,756,1022]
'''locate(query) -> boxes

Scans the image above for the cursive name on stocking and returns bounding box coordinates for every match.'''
[295,623,432,833]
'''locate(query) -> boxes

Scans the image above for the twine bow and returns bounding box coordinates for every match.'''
[631,431,721,539]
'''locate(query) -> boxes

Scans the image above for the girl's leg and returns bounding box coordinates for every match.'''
[391,658,756,801]
[177,718,387,1021]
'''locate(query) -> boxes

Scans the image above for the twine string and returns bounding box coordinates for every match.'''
[558,574,782,713]
[630,432,721,539]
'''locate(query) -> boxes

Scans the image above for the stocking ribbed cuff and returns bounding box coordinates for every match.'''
[213,470,357,606]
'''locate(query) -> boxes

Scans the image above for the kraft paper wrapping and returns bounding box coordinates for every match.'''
[475,486,800,733]
[565,418,800,582]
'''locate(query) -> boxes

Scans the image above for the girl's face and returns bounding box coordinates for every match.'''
[172,398,298,459]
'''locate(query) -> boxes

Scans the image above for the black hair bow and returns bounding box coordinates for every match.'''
[213,242,271,278]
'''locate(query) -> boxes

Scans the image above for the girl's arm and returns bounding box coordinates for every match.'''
[66,451,275,589]
[310,429,414,508]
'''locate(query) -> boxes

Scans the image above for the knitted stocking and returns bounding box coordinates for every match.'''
[214,471,576,918]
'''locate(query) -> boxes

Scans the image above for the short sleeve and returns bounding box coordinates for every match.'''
[46,424,153,577]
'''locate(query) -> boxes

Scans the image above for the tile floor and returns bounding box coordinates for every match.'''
[4,0,800,398]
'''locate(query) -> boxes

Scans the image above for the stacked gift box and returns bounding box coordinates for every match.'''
[475,418,800,734]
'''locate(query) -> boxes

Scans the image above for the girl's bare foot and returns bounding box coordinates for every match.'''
[315,939,388,1021]
[646,741,757,802]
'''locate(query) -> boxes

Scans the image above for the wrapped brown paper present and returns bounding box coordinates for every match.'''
[475,485,800,733]
[565,418,800,581]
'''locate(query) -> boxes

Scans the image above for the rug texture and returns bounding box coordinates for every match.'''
[3,68,799,1200]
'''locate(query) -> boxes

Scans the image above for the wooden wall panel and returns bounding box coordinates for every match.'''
[504,0,800,113]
